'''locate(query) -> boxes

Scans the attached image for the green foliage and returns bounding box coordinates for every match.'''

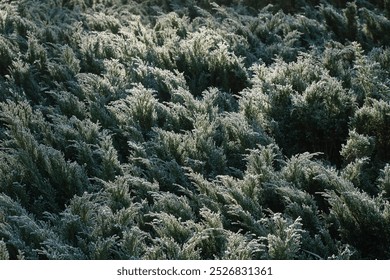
[247,55,356,164]
[0,239,9,260]
[325,187,390,259]
[263,214,303,260]
[360,7,390,47]
[175,27,249,95]
[351,98,390,163]
[378,164,390,199]
[0,36,18,76]
[0,0,390,260]
[340,130,375,163]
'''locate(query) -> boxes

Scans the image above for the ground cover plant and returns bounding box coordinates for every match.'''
[0,0,390,260]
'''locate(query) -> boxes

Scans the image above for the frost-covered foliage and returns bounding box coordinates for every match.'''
[0,0,389,259]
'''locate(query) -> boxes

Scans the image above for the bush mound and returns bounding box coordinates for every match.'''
[0,0,390,259]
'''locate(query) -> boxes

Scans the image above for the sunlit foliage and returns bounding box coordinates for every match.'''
[0,0,389,259]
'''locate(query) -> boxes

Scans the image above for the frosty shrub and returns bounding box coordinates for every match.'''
[0,0,390,260]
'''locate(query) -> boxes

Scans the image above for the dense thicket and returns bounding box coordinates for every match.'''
[0,0,389,260]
